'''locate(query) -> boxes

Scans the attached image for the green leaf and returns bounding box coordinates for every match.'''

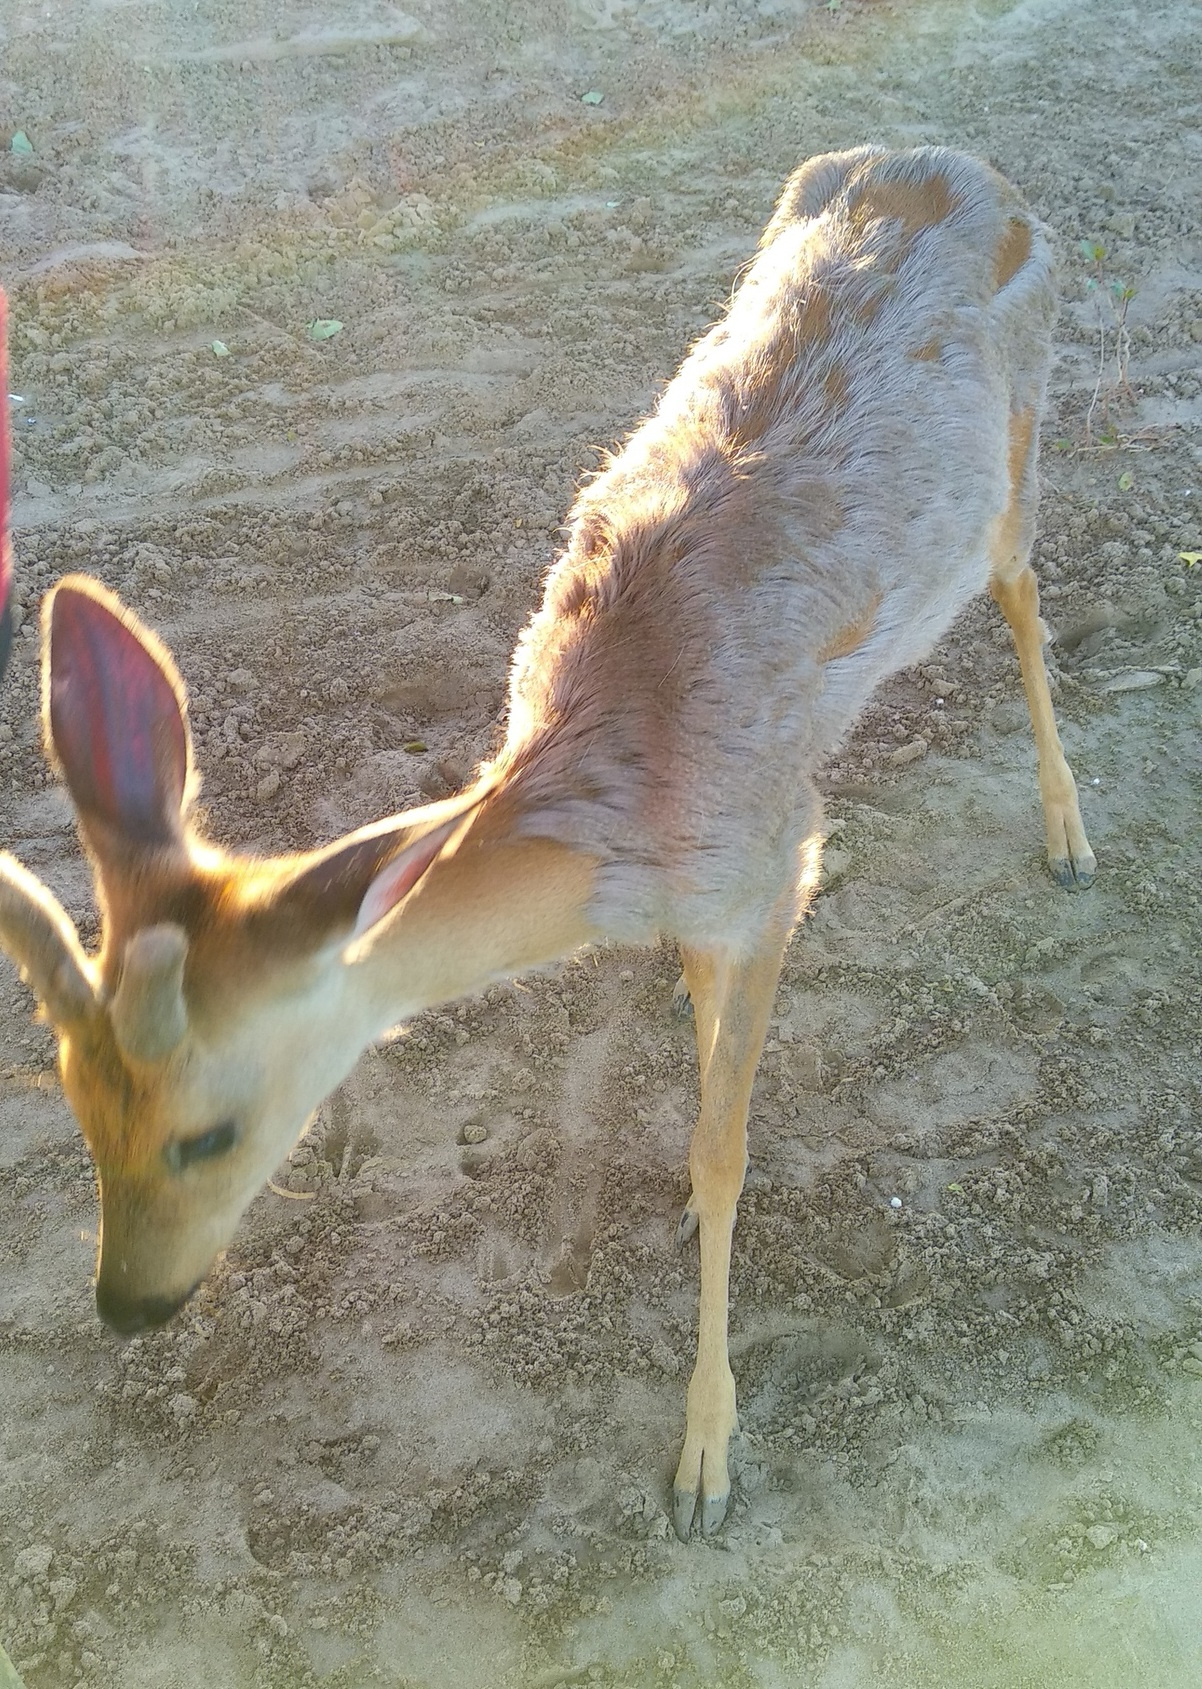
[580,90,604,106]
[306,318,343,341]
[211,340,230,358]
[402,740,427,754]
[1180,552,1201,569]
[10,130,34,156]
[1117,471,1133,491]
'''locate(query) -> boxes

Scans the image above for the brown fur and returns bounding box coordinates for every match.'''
[846,168,959,241]
[823,361,852,412]
[994,215,1033,290]
[818,592,883,663]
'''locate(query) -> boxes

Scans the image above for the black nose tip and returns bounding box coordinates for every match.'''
[96,1282,191,1336]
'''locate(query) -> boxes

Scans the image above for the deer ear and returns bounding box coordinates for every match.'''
[44,577,192,853]
[267,808,472,955]
[349,819,461,941]
[0,851,97,1029]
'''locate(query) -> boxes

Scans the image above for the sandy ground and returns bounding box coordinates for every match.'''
[2,0,1201,1685]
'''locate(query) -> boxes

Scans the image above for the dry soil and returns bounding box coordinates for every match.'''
[1,1,1201,1686]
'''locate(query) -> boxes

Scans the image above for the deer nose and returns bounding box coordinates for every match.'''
[95,1280,192,1335]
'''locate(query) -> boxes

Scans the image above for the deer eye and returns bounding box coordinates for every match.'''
[165,1121,238,1173]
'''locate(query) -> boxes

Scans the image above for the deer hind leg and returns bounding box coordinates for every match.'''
[988,408,1096,890]
[672,907,792,1539]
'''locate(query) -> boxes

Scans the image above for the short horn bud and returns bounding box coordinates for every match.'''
[109,923,189,1064]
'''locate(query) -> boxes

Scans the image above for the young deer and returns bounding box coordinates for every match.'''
[0,146,1093,1539]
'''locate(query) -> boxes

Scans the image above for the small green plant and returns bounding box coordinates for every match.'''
[1079,238,1136,447]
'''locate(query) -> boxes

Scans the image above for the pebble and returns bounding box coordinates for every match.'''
[277,730,307,769]
[463,1123,488,1144]
[1085,1523,1118,1550]
[255,769,281,802]
[887,736,928,767]
[1094,669,1165,693]
[16,1543,53,1579]
[49,1575,78,1609]
[226,668,257,693]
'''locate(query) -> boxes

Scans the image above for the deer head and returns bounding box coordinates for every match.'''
[0,578,481,1333]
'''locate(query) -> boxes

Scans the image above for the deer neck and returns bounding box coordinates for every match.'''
[346,807,599,1036]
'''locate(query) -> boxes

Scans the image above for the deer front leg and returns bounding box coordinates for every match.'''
[987,409,1095,892]
[672,919,790,1539]
[989,564,1095,889]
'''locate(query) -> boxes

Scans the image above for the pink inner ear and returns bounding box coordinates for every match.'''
[49,584,189,845]
[352,823,455,940]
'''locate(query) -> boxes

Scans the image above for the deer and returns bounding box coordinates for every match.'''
[0,146,1095,1539]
